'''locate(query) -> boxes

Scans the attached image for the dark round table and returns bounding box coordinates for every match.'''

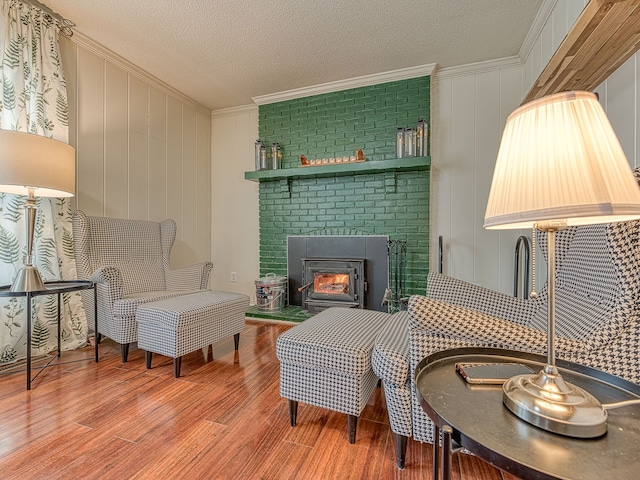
[415,347,640,480]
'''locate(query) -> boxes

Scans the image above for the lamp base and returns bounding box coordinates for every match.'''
[10,265,45,292]
[503,367,608,438]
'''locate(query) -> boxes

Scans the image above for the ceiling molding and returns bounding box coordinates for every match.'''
[435,56,522,79]
[212,104,258,119]
[518,0,558,63]
[252,64,436,105]
[67,31,210,115]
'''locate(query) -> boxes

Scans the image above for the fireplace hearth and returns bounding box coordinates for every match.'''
[298,258,366,312]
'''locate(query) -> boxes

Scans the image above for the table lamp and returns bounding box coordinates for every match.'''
[0,130,75,292]
[484,91,640,438]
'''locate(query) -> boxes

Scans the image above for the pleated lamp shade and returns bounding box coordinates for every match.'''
[484,91,640,230]
[0,130,75,197]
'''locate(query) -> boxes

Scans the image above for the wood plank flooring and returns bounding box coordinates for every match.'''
[0,321,520,480]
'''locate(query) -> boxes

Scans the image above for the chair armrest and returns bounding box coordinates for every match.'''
[165,261,213,290]
[408,295,586,356]
[90,265,124,305]
[426,271,537,325]
[372,312,410,387]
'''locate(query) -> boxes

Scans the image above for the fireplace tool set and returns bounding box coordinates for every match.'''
[383,239,407,313]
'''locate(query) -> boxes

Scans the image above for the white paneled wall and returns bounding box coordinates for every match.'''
[60,33,212,271]
[600,56,639,170]
[429,0,640,296]
[211,106,260,300]
[432,60,527,293]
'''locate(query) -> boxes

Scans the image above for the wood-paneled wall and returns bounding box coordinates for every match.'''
[60,33,212,271]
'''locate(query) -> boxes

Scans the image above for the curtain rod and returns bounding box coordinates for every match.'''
[20,0,76,37]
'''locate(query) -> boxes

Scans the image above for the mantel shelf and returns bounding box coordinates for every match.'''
[244,156,430,182]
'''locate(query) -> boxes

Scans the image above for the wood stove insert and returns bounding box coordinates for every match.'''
[298,258,366,313]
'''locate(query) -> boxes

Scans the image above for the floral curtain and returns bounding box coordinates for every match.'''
[0,0,86,364]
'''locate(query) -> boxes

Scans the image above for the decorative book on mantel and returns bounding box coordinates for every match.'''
[299,149,365,167]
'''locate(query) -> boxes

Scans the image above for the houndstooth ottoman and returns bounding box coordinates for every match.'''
[136,290,249,377]
[276,307,392,443]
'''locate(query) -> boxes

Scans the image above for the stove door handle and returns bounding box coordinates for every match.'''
[298,281,314,293]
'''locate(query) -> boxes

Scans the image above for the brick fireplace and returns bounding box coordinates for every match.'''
[254,76,431,303]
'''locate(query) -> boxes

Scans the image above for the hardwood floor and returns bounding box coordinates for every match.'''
[0,321,520,480]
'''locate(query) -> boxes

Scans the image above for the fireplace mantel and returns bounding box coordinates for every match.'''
[244,156,430,182]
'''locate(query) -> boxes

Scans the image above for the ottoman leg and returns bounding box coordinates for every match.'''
[289,400,298,427]
[348,415,358,444]
[174,357,182,378]
[395,433,408,469]
[145,351,153,369]
[234,333,240,350]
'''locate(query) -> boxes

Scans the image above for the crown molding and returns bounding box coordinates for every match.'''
[65,31,210,115]
[212,104,258,118]
[252,64,436,105]
[435,56,522,79]
[519,0,558,63]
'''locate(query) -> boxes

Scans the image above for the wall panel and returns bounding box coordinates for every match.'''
[166,97,185,259]
[433,62,525,293]
[430,76,452,276]
[148,87,168,221]
[604,57,636,165]
[181,105,198,266]
[196,110,212,264]
[104,62,128,218]
[447,75,476,283]
[129,76,150,220]
[60,33,211,272]
[211,106,260,299]
[75,47,105,215]
[551,0,567,51]
[473,70,501,290]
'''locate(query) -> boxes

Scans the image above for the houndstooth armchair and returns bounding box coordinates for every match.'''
[72,210,213,362]
[373,169,640,468]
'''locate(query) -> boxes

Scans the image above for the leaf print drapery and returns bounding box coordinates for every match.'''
[0,0,86,364]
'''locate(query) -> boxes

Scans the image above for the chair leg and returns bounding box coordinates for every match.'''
[145,351,153,369]
[174,357,182,378]
[288,400,298,427]
[120,343,130,363]
[348,415,358,444]
[395,433,408,469]
[234,333,240,350]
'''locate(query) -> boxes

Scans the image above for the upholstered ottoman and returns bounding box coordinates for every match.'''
[276,307,392,443]
[136,290,249,377]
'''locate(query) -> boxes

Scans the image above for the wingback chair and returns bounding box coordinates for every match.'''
[373,168,640,468]
[72,210,213,362]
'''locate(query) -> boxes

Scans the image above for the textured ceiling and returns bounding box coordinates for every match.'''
[43,0,543,111]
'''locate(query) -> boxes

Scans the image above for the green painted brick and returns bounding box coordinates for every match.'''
[258,76,431,293]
